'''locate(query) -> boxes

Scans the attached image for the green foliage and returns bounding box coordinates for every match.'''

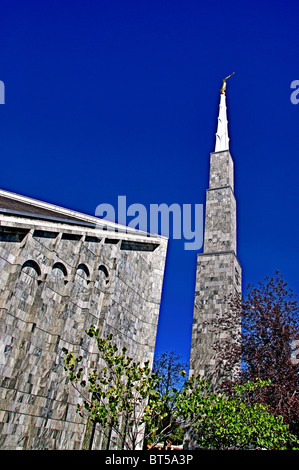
[174,376,299,450]
[63,328,299,450]
[63,327,167,450]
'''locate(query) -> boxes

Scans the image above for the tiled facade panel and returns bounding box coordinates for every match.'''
[0,225,166,449]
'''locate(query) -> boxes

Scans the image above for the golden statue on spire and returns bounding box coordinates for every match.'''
[220,72,235,94]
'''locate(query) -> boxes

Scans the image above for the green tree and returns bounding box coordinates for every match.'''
[63,327,168,450]
[153,352,188,397]
[63,327,299,450]
[149,352,187,447]
[175,376,299,450]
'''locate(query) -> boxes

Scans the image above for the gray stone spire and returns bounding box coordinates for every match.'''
[189,77,241,390]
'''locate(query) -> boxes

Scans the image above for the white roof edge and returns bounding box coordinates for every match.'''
[0,189,168,242]
[0,214,168,246]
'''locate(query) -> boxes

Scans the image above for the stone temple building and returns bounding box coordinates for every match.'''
[0,189,167,449]
[189,75,242,390]
[0,76,241,450]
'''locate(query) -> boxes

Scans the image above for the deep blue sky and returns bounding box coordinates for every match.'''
[0,0,298,365]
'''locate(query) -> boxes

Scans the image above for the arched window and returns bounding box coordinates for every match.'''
[76,263,90,281]
[98,265,109,285]
[50,262,68,283]
[93,265,110,321]
[15,260,41,307]
[72,263,91,304]
[21,260,41,282]
[94,264,110,290]
[74,264,91,292]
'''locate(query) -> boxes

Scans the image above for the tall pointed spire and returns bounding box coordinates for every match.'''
[189,74,242,393]
[215,73,234,152]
